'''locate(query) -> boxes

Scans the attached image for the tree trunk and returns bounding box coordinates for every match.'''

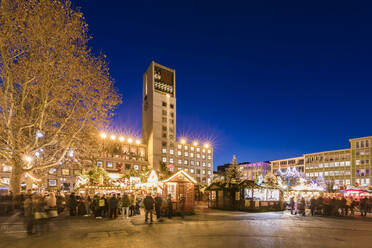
[10,159,23,196]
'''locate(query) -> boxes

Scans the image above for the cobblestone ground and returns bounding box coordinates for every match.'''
[1,209,372,248]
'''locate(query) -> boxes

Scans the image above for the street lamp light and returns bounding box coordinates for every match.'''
[110,135,116,140]
[100,133,107,139]
[127,138,133,144]
[193,141,198,146]
[180,139,186,144]
[24,156,33,163]
[119,136,125,142]
[204,143,210,148]
[135,139,141,145]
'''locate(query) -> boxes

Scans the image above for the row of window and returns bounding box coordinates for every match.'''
[306,161,350,169]
[306,170,351,178]
[176,144,212,153]
[162,157,212,167]
[356,159,370,165]
[355,140,370,148]
[356,149,370,156]
[96,161,147,171]
[162,149,212,160]
[306,155,350,163]
[170,167,212,176]
[162,101,174,109]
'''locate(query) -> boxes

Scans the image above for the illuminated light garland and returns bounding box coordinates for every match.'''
[25,172,41,182]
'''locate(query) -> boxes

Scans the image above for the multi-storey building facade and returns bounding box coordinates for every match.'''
[270,136,372,187]
[215,161,271,182]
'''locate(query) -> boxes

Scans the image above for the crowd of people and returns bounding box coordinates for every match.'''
[288,195,372,217]
[0,190,185,236]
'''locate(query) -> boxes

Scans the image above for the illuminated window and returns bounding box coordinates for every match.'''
[356,160,361,165]
[177,150,182,156]
[162,157,167,163]
[202,162,206,167]
[190,169,195,173]
[107,162,113,168]
[196,161,200,166]
[62,169,70,176]
[169,158,174,163]
[208,149,211,154]
[202,155,206,159]
[191,160,195,166]
[184,146,188,150]
[202,170,206,175]
[134,165,139,170]
[167,183,176,200]
[346,161,350,166]
[208,170,212,175]
[196,153,200,158]
[208,155,211,160]
[196,147,200,152]
[97,161,103,167]
[170,149,174,155]
[190,153,194,158]
[178,159,182,165]
[208,162,211,167]
[184,152,188,157]
[3,165,12,172]
[184,160,188,165]
[177,144,182,149]
[190,147,194,151]
[162,148,167,154]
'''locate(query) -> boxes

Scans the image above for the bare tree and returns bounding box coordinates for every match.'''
[0,0,121,194]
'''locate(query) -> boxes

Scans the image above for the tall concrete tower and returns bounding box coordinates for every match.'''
[142,61,176,170]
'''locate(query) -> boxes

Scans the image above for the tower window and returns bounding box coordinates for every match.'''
[162,110,167,115]
[162,117,167,123]
[170,104,174,109]
[162,126,167,131]
[162,142,167,147]
[162,102,167,107]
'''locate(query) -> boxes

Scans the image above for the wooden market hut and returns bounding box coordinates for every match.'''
[162,170,196,214]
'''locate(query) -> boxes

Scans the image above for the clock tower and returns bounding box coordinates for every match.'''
[142,61,176,170]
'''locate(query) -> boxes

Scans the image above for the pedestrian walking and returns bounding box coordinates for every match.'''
[121,194,130,219]
[167,194,173,219]
[310,197,316,216]
[129,193,136,216]
[109,194,118,219]
[154,193,162,220]
[360,197,368,217]
[68,192,77,216]
[179,194,185,219]
[143,193,154,223]
[23,193,33,236]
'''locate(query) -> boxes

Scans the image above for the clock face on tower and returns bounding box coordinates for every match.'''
[154,66,174,96]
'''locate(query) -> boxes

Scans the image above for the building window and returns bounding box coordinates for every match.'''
[207,162,211,167]
[62,169,70,176]
[208,149,211,154]
[162,101,167,107]
[202,170,206,175]
[197,154,200,158]
[162,133,167,138]
[170,112,174,117]
[162,142,167,147]
[196,147,200,152]
[177,150,182,156]
[178,159,182,165]
[162,117,167,123]
[202,155,206,159]
[190,153,194,158]
[191,160,195,166]
[184,146,188,150]
[3,165,12,172]
[125,164,131,169]
[202,162,206,167]
[97,161,103,167]
[208,170,212,175]
[177,144,182,149]
[190,146,194,151]
[356,160,361,165]
[208,155,211,160]
[184,160,188,165]
[170,104,174,109]
[170,149,174,155]
[134,165,139,170]
[162,148,167,154]
[162,110,167,115]
[346,161,350,166]
[162,126,167,131]
[170,119,174,124]
[169,158,174,163]
[184,152,188,157]
[196,161,200,166]
[196,169,201,174]
[162,157,167,163]
[190,169,195,173]
[107,162,113,168]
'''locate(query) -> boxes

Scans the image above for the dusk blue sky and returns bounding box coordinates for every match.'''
[73,0,372,169]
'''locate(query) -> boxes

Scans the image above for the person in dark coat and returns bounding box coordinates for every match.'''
[68,193,77,216]
[143,193,154,223]
[167,194,173,219]
[310,197,317,216]
[23,194,33,236]
[109,194,118,219]
[360,197,368,217]
[289,197,295,215]
[154,193,162,220]
[179,194,186,219]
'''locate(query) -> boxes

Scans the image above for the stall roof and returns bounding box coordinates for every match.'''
[162,170,197,184]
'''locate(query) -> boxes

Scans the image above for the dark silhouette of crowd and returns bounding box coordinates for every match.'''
[289,195,372,217]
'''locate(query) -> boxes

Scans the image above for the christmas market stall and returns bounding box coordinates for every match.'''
[239,180,282,211]
[161,170,196,214]
[284,179,326,204]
